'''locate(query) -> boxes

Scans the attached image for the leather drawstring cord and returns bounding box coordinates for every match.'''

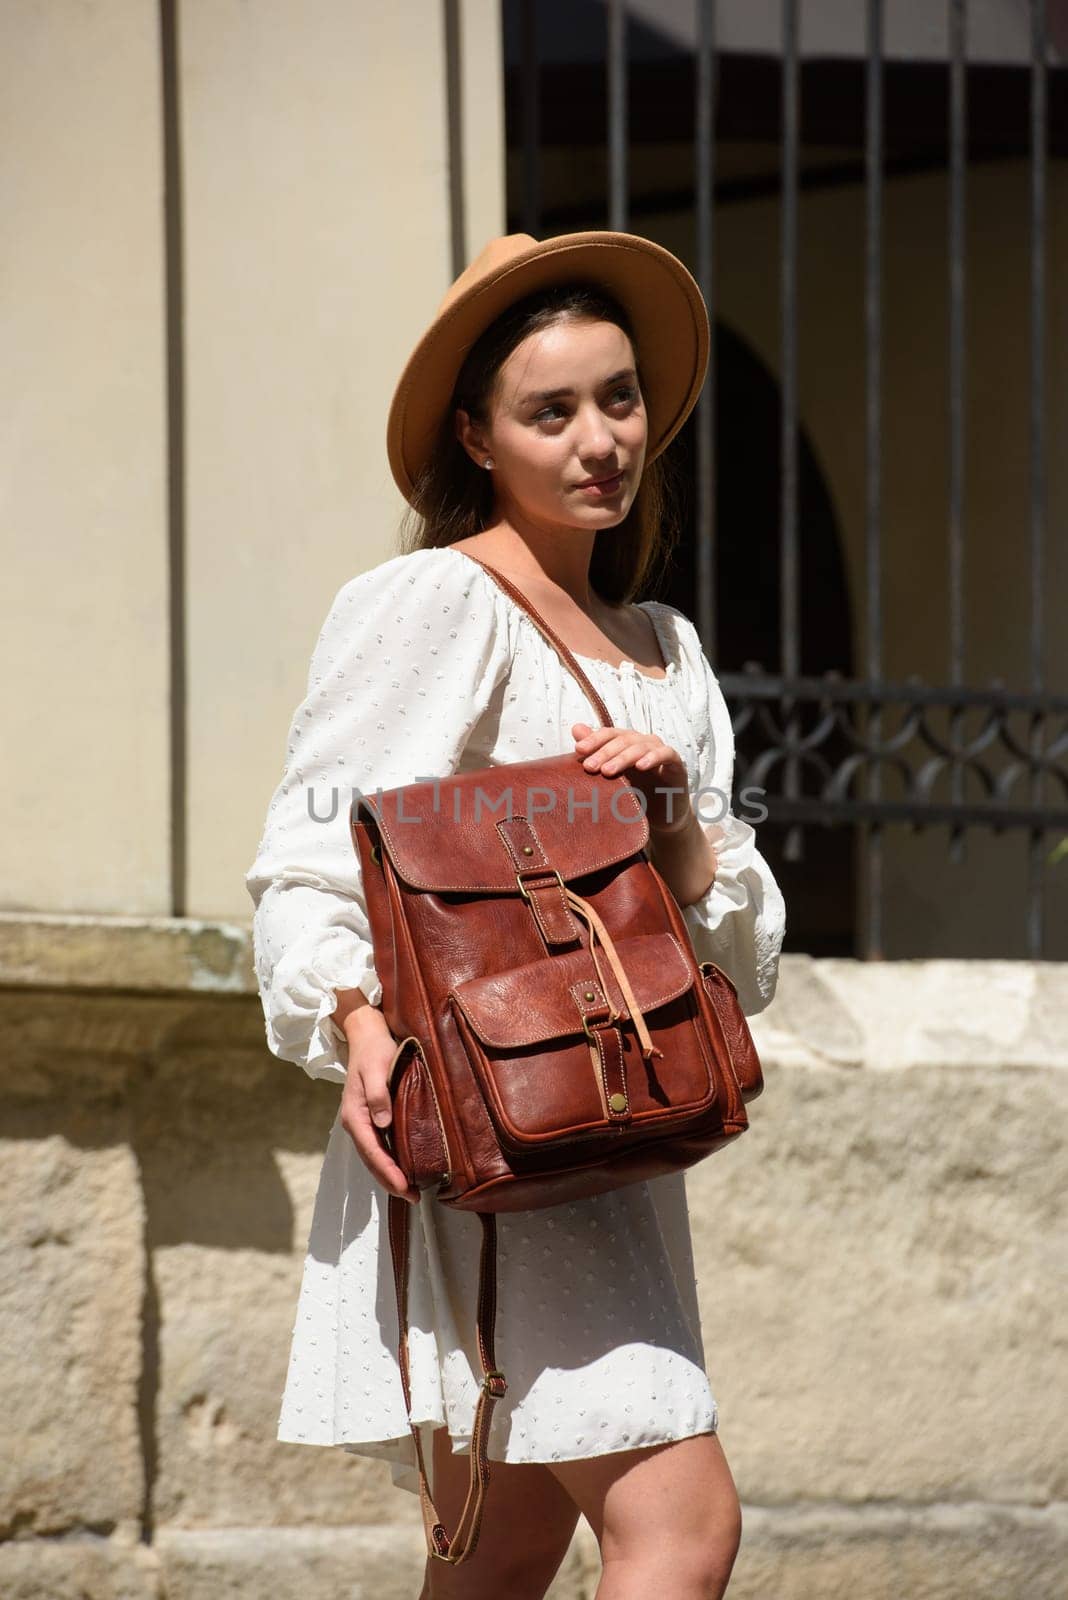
[563,886,664,1061]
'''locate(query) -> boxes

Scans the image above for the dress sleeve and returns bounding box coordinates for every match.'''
[244,548,513,1084]
[671,612,787,1017]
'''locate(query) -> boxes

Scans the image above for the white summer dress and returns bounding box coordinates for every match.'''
[245,543,786,1495]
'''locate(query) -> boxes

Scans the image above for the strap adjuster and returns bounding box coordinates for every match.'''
[515,867,564,901]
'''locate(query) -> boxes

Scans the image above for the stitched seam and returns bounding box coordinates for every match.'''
[450,988,584,1051]
[692,974,741,1117]
[497,817,549,869]
[597,1028,628,1114]
[412,1039,453,1183]
[699,966,746,1103]
[595,1029,613,1108]
[382,867,473,1184]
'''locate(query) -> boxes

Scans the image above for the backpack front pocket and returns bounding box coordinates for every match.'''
[447,931,721,1153]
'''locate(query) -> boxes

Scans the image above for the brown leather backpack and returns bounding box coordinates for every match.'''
[347,556,764,1565]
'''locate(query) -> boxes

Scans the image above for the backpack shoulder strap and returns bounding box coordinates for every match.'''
[464,555,615,730]
[387,1196,507,1567]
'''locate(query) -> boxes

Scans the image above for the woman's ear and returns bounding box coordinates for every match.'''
[454,406,489,470]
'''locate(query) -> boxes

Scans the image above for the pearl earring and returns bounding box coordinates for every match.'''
[484,458,494,469]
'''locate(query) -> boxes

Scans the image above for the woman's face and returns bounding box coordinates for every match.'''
[459,315,648,531]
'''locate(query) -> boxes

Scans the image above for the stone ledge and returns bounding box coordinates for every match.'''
[152,1522,594,1599]
[2,914,1067,1075]
[731,1499,1068,1600]
[0,1533,161,1600]
[764,953,1068,1072]
[7,1502,1053,1600]
[0,913,255,996]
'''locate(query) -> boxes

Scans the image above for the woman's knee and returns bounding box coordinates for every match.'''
[551,1430,742,1595]
[600,1536,739,1600]
[601,1486,741,1595]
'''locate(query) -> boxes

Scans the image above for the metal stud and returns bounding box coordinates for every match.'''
[608,1093,627,1113]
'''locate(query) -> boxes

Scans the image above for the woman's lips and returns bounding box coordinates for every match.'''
[577,471,624,496]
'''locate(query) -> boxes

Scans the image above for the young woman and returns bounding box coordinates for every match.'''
[246,229,786,1600]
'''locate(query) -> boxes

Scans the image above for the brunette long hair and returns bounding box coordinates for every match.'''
[396,282,685,605]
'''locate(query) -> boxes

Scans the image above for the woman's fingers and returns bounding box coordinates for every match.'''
[573,724,683,776]
[344,1096,421,1203]
[579,733,678,776]
[576,731,638,768]
[339,1043,420,1203]
[598,746,647,775]
[357,1040,393,1128]
[598,740,668,775]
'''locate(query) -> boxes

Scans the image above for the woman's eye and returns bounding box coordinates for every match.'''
[534,387,637,424]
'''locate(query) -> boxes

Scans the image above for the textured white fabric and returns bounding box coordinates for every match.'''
[245,543,786,1491]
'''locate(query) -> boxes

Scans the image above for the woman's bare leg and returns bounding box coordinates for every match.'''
[546,1430,742,1600]
[417,1424,582,1600]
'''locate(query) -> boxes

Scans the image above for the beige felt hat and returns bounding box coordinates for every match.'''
[386,229,710,504]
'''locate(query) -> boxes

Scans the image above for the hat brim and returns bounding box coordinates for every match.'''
[386,230,710,504]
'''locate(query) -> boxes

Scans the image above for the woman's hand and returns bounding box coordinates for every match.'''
[572,721,694,835]
[335,994,421,1205]
[572,721,722,905]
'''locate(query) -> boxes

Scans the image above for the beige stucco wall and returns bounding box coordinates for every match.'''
[0,0,505,926]
[0,0,169,915]
[184,0,504,921]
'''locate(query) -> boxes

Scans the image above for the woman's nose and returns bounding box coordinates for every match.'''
[577,412,617,459]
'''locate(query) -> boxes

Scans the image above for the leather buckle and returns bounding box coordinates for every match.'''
[515,867,564,901]
[481,1368,508,1397]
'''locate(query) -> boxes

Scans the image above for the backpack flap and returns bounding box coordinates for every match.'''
[352,751,650,893]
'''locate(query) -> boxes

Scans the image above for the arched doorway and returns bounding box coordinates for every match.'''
[657,322,856,957]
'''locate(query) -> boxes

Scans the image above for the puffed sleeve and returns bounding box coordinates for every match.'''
[672,612,786,1016]
[244,547,513,1084]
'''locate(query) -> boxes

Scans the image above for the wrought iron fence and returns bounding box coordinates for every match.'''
[499,0,1068,959]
